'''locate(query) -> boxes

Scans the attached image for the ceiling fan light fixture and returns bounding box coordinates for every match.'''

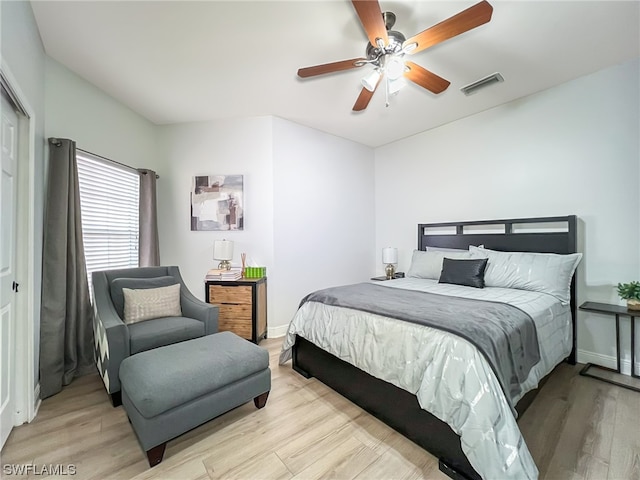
[384,56,405,80]
[387,76,407,95]
[361,69,382,92]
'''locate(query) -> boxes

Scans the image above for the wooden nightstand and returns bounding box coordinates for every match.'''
[205,277,267,343]
[579,301,639,392]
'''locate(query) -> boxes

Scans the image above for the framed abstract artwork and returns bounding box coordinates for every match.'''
[190,175,244,231]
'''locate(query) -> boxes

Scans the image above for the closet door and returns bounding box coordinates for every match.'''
[0,89,19,449]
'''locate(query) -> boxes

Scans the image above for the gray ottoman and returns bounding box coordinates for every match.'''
[119,331,270,467]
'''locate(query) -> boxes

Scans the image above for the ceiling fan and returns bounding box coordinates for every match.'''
[297,0,493,111]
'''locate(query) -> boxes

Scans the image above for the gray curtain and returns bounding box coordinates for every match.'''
[138,169,160,266]
[40,138,94,399]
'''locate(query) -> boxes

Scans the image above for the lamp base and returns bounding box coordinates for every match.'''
[385,264,396,280]
[218,260,232,271]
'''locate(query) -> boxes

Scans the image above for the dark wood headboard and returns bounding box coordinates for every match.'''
[417,215,578,364]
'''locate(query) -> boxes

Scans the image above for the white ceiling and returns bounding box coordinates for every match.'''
[31,1,640,148]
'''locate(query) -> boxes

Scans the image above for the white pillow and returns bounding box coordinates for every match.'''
[123,283,182,324]
[407,249,473,279]
[469,245,582,303]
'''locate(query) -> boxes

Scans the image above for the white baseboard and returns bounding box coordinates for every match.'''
[31,383,41,422]
[267,324,288,339]
[14,382,40,426]
[577,349,640,376]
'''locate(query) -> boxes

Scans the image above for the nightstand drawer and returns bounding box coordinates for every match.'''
[218,304,252,321]
[208,285,252,304]
[218,307,252,339]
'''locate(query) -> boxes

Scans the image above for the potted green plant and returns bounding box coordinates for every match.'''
[617,281,640,311]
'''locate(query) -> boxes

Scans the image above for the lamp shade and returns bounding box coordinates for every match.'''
[388,76,407,95]
[385,56,405,80]
[213,239,234,261]
[382,247,398,264]
[362,69,382,92]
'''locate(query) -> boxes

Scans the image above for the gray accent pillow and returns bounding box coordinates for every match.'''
[110,276,179,319]
[123,283,182,324]
[438,257,488,288]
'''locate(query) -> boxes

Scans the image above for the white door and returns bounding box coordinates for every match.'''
[0,90,18,449]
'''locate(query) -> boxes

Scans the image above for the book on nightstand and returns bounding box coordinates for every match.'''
[205,268,242,281]
[220,271,242,281]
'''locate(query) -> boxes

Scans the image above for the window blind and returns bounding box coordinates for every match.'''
[77,151,140,296]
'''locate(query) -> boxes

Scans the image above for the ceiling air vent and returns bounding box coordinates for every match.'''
[460,72,504,96]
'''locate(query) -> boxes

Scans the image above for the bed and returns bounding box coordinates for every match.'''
[279,216,579,480]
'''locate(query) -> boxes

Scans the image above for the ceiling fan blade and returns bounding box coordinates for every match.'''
[352,0,389,48]
[403,1,493,55]
[297,58,366,78]
[352,76,382,111]
[404,61,450,94]
[352,88,375,112]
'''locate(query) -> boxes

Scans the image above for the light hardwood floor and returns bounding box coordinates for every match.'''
[2,338,639,480]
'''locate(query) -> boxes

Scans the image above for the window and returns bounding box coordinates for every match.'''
[76,151,139,296]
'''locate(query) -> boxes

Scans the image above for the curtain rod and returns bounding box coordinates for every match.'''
[77,147,160,179]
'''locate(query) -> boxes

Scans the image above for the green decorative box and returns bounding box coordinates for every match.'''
[244,266,266,279]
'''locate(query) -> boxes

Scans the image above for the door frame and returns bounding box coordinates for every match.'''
[1,59,39,426]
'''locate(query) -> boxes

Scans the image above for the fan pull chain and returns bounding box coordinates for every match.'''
[385,77,390,107]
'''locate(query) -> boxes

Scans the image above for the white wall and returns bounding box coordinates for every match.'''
[45,58,159,167]
[375,59,640,371]
[154,116,375,336]
[1,0,46,395]
[271,117,375,335]
[155,116,275,312]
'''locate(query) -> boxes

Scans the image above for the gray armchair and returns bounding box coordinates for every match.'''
[92,266,218,406]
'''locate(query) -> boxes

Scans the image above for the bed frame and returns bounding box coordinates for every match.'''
[292,215,578,480]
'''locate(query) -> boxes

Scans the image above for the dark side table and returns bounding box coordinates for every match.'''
[579,301,639,392]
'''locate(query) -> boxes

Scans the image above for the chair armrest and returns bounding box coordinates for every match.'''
[166,266,219,334]
[181,290,219,335]
[92,271,130,394]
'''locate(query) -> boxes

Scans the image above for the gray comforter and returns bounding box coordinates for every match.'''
[300,282,540,409]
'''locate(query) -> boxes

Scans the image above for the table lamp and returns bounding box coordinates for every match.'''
[382,247,398,280]
[213,239,234,270]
